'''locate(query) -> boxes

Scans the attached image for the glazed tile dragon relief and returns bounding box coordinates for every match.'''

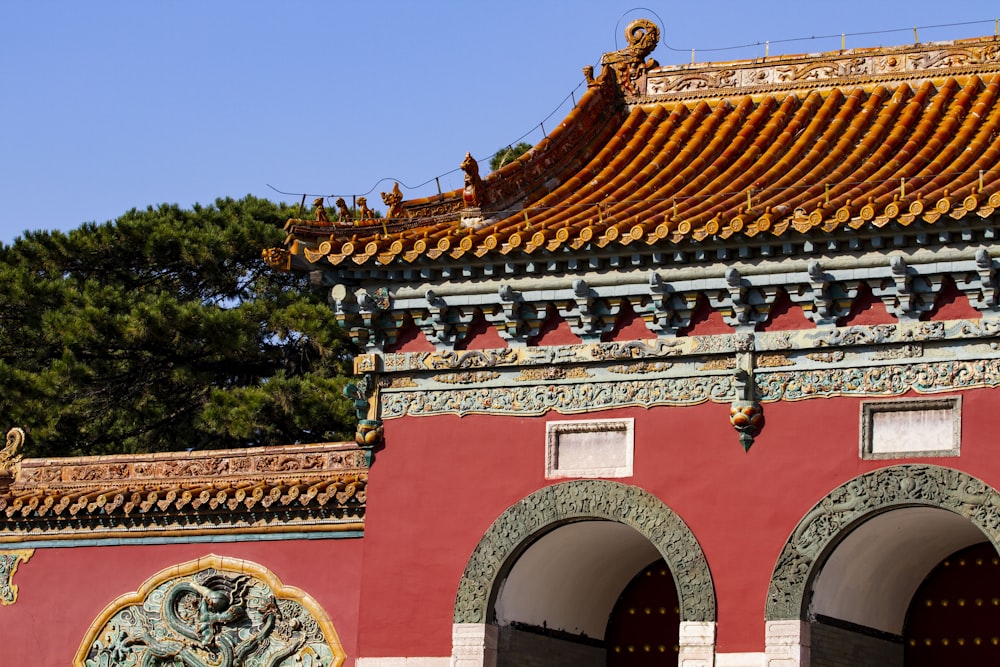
[78,558,344,667]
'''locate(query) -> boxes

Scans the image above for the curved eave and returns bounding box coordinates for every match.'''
[284,51,1000,272]
[0,442,369,538]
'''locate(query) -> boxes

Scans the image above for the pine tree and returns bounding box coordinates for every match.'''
[0,196,355,457]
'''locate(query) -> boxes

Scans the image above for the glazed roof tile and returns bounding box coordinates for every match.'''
[279,27,1000,270]
[0,442,367,540]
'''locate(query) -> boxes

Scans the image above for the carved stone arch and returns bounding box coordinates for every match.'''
[453,479,716,623]
[75,554,346,667]
[766,464,1000,621]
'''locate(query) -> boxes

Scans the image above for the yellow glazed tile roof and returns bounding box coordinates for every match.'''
[0,442,367,539]
[280,28,1000,270]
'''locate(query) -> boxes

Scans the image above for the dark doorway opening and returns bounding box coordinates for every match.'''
[904,542,1000,665]
[606,559,680,666]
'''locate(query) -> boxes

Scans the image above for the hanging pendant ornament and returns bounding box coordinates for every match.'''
[730,366,764,451]
[730,400,764,452]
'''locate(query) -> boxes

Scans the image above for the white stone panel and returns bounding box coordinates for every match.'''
[451,623,497,667]
[678,621,717,667]
[764,620,810,667]
[546,418,634,478]
[861,397,960,459]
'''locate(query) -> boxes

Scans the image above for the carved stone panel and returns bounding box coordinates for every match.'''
[76,555,345,667]
[453,480,716,624]
[765,465,1000,621]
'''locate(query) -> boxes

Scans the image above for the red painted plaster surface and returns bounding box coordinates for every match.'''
[681,299,733,336]
[390,320,436,353]
[927,279,981,321]
[457,316,508,350]
[759,292,815,331]
[531,312,583,346]
[358,387,1000,656]
[2,537,364,666]
[838,284,896,326]
[606,306,656,341]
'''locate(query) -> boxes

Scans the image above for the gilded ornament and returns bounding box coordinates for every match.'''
[334,197,353,223]
[757,353,794,367]
[0,427,24,476]
[608,361,673,374]
[357,197,376,221]
[354,353,379,374]
[380,182,404,219]
[806,350,846,363]
[461,152,485,208]
[313,197,330,223]
[699,358,736,371]
[434,371,501,385]
[601,19,660,96]
[261,247,291,271]
[515,367,589,381]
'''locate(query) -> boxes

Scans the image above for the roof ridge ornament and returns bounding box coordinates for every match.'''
[601,18,660,96]
[461,152,486,209]
[0,428,24,481]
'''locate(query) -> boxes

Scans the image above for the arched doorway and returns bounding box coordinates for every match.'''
[452,480,715,667]
[765,465,1000,667]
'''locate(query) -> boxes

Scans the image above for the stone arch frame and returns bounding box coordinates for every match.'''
[766,464,1000,621]
[453,479,716,624]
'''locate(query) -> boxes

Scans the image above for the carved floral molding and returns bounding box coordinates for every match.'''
[371,317,1000,420]
[643,36,1000,100]
[380,357,1000,419]
[1,443,369,541]
[17,444,367,486]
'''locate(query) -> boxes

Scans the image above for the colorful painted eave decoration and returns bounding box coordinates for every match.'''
[0,443,368,540]
[277,27,1000,271]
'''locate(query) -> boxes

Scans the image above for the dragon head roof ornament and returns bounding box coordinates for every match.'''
[0,428,24,475]
[600,18,661,96]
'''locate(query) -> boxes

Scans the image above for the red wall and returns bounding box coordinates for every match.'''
[2,537,364,665]
[358,387,1000,656]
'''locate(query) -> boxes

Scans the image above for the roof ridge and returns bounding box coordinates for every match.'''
[640,34,1000,101]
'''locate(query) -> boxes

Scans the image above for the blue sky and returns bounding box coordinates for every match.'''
[2,1,997,244]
